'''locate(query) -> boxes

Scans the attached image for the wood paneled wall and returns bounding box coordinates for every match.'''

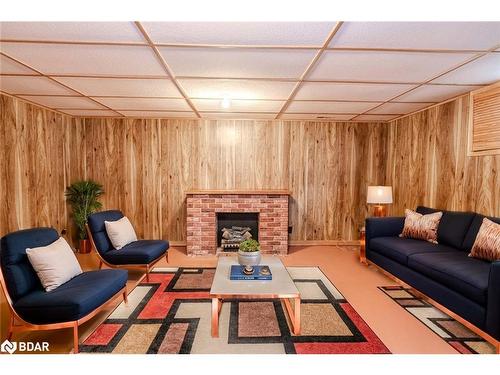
[0,95,86,244]
[3,92,496,245]
[385,95,500,217]
[83,118,386,242]
[288,121,387,240]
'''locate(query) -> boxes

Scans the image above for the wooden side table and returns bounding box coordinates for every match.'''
[359,227,367,265]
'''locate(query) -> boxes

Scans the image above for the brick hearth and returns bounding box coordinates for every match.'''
[186,190,290,256]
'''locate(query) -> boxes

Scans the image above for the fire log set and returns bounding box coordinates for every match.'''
[221,226,253,251]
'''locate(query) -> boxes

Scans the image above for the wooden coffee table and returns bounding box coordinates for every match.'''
[209,255,301,337]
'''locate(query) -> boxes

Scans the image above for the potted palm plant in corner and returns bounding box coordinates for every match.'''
[65,180,104,253]
[238,239,261,275]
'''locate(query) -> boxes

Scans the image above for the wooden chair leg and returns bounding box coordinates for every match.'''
[123,290,128,304]
[165,251,169,263]
[98,261,103,270]
[7,314,14,340]
[73,323,79,354]
[145,265,150,282]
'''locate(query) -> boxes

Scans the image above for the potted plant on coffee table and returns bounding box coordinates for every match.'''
[238,239,261,275]
[65,180,104,253]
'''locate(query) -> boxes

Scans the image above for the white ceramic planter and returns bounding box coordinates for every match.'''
[237,250,261,268]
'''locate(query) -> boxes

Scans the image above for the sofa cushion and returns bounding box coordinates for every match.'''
[369,251,487,331]
[369,236,457,265]
[103,240,168,265]
[463,214,500,252]
[0,228,59,301]
[13,269,128,324]
[407,251,490,305]
[416,206,476,250]
[88,210,124,254]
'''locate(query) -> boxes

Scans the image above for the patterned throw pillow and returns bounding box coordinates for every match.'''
[399,209,443,244]
[469,218,500,261]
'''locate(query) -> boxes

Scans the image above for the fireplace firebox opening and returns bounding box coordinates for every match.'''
[216,212,259,252]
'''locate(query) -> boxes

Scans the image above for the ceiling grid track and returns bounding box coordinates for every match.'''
[0,89,69,117]
[134,21,201,118]
[275,22,344,119]
[0,52,126,117]
[2,38,498,54]
[351,43,500,121]
[1,22,499,120]
[0,71,490,88]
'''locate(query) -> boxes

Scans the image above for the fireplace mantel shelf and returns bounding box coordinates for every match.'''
[186,189,291,195]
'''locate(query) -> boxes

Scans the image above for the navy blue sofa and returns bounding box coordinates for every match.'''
[0,227,128,353]
[87,210,169,281]
[366,206,500,344]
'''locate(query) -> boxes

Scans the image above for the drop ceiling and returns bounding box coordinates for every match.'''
[0,21,499,121]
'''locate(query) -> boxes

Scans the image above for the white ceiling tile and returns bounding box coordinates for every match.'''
[353,114,399,121]
[60,109,119,117]
[93,97,190,111]
[0,43,165,76]
[143,22,334,46]
[201,112,276,119]
[0,55,36,74]
[54,77,181,97]
[394,84,479,102]
[280,113,354,120]
[367,102,432,115]
[432,53,500,85]
[330,22,500,50]
[0,76,75,95]
[19,95,106,109]
[120,111,196,118]
[286,101,378,114]
[159,47,317,79]
[191,99,284,112]
[308,51,476,82]
[295,82,416,101]
[0,22,145,43]
[179,78,296,100]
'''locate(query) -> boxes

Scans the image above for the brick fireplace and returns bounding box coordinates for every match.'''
[186,190,290,256]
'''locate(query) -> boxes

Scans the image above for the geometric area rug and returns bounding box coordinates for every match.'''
[79,267,390,354]
[378,286,496,354]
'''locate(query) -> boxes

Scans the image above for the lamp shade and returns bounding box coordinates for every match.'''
[367,186,393,204]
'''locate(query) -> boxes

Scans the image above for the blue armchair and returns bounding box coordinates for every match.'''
[87,210,169,282]
[0,227,128,353]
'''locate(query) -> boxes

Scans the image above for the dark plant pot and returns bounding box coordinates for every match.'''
[79,239,91,254]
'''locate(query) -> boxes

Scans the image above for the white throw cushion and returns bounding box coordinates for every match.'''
[26,237,83,292]
[105,216,137,250]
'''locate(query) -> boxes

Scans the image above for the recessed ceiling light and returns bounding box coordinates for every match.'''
[221,97,231,109]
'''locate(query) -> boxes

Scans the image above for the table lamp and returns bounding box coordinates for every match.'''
[367,186,393,217]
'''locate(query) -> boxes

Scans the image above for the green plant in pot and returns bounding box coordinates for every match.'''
[238,239,261,275]
[65,180,104,253]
